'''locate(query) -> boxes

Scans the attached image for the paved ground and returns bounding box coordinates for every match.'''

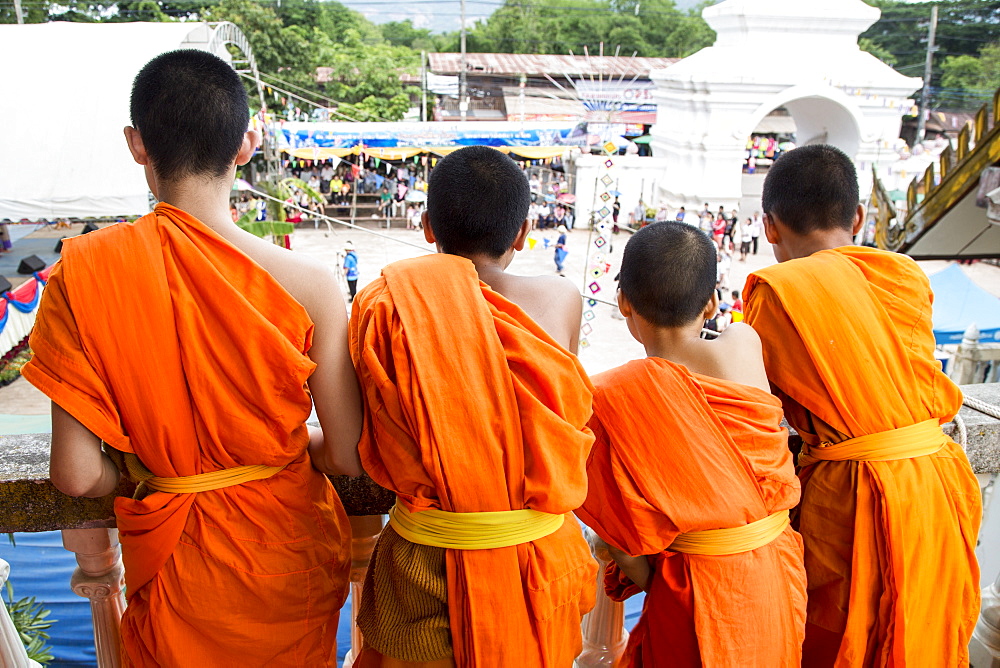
[3,217,999,417]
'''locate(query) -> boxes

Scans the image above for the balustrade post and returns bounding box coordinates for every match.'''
[0,558,40,668]
[950,324,982,385]
[342,515,384,668]
[61,528,125,668]
[576,527,629,667]
[972,571,1000,667]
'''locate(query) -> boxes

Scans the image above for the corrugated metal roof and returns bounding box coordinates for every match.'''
[428,52,677,78]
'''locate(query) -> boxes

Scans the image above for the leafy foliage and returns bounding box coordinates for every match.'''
[466,0,715,58]
[861,0,1000,109]
[4,581,56,665]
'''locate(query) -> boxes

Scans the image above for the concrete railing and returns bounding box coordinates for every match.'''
[950,325,1000,386]
[1,383,999,667]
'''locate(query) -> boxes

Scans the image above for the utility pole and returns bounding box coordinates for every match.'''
[915,4,938,145]
[13,0,24,23]
[421,50,427,123]
[460,0,468,121]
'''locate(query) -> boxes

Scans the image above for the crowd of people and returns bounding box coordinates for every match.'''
[22,50,983,668]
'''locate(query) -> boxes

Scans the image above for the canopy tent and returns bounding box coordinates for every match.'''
[282,145,573,162]
[929,263,1000,345]
[0,22,239,221]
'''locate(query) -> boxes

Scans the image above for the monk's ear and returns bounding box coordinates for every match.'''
[511,219,531,251]
[762,213,780,245]
[617,290,633,319]
[422,212,436,245]
[702,290,720,320]
[235,131,261,166]
[124,127,150,166]
[851,203,865,235]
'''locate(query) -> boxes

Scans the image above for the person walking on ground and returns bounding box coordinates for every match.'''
[577,222,806,667]
[0,219,11,253]
[343,241,359,302]
[739,217,753,261]
[712,213,727,248]
[744,144,981,666]
[750,211,762,254]
[554,223,569,275]
[23,49,361,666]
[612,197,621,233]
[349,145,596,667]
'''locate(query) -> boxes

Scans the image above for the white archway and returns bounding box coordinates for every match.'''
[648,0,920,212]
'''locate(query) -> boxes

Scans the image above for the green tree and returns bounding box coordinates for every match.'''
[466,0,710,57]
[861,0,1000,105]
[381,19,437,51]
[940,43,1000,106]
[858,37,897,66]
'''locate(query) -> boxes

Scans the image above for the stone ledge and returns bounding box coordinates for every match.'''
[2,384,998,533]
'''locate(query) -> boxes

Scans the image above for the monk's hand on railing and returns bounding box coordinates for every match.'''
[607,545,653,594]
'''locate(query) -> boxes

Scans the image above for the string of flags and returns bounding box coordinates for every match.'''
[578,141,618,351]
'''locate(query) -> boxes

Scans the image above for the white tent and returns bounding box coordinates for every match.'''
[0,22,236,221]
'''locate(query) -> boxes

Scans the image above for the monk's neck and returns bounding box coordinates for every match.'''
[451,251,515,285]
[778,231,856,261]
[639,321,706,367]
[154,176,236,232]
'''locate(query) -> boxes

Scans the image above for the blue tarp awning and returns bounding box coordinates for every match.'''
[930,264,1000,345]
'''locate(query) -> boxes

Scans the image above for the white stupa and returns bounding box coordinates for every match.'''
[649,0,921,211]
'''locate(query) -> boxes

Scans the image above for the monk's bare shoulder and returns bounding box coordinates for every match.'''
[223,228,343,317]
[495,274,581,350]
[703,323,771,393]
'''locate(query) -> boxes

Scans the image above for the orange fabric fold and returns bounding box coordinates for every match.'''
[24,203,351,667]
[577,358,806,667]
[744,247,981,667]
[349,254,597,667]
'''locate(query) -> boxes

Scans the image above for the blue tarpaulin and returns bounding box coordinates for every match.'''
[930,264,1000,345]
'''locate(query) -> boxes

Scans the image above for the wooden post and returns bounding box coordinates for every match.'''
[61,529,125,668]
[576,527,629,667]
[950,324,982,386]
[342,515,384,668]
[0,559,41,668]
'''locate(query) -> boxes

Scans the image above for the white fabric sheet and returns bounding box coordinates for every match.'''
[0,22,226,221]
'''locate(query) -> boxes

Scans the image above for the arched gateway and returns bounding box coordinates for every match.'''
[649,0,921,212]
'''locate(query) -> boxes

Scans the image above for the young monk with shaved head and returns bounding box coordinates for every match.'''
[24,50,361,665]
[350,145,597,667]
[577,221,807,666]
[744,144,981,666]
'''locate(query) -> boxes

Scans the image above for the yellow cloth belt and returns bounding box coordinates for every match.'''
[145,464,285,493]
[388,500,565,550]
[668,510,790,556]
[110,448,285,495]
[798,418,945,467]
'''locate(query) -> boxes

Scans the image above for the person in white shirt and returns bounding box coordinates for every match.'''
[739,217,754,261]
[750,212,762,254]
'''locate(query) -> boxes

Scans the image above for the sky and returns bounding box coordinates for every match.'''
[339,0,704,34]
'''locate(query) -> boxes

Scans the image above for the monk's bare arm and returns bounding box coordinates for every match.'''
[304,268,364,477]
[608,545,653,593]
[49,402,120,498]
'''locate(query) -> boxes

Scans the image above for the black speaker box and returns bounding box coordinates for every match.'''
[0,276,11,294]
[82,222,99,234]
[17,255,46,275]
[54,237,66,254]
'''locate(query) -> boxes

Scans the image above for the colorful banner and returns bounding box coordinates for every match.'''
[0,269,51,359]
[278,121,587,150]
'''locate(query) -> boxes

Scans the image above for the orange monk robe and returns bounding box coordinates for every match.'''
[576,357,807,667]
[744,246,981,667]
[349,254,597,667]
[23,203,351,667]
